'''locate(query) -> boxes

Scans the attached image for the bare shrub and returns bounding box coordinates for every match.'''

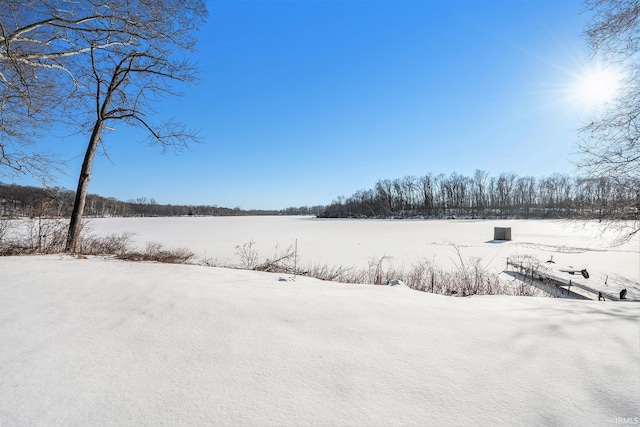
[402,258,438,292]
[27,217,68,253]
[144,241,164,256]
[447,246,502,296]
[235,240,259,269]
[0,219,193,265]
[223,241,543,297]
[79,232,134,256]
[118,241,194,264]
[0,217,68,255]
[255,242,297,273]
[201,252,223,267]
[394,246,537,297]
[291,248,518,296]
[448,257,504,296]
[0,219,15,252]
[154,248,194,264]
[303,262,368,284]
[0,220,23,255]
[0,220,9,243]
[367,255,394,285]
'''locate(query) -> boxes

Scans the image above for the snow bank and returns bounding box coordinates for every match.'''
[1,256,637,425]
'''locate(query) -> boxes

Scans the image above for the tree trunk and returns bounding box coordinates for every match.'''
[65,120,103,253]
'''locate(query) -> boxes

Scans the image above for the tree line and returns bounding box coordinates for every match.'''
[0,183,320,218]
[319,171,639,220]
[4,171,637,222]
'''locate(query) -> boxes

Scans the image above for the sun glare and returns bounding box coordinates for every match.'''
[571,66,622,109]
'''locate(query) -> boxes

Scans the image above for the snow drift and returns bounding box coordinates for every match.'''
[1,255,637,425]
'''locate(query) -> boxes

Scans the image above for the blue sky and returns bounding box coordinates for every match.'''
[8,0,602,210]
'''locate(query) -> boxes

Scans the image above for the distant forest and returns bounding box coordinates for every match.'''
[0,183,321,218]
[320,172,639,220]
[2,171,638,221]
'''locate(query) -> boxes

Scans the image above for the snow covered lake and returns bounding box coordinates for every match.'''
[84,216,640,297]
[1,217,638,425]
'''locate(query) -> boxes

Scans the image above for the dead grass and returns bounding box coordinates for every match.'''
[118,242,194,264]
[0,218,193,264]
[220,240,543,297]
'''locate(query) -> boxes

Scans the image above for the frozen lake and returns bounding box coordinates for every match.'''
[84,216,639,296]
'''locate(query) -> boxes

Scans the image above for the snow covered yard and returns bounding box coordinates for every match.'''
[1,255,638,425]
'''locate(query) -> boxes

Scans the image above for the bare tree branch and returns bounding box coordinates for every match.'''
[0,0,206,181]
[578,0,640,241]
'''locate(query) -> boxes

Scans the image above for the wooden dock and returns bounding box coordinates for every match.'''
[506,259,621,301]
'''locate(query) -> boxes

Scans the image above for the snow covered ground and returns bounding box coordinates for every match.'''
[1,255,638,426]
[83,216,640,299]
[1,218,638,425]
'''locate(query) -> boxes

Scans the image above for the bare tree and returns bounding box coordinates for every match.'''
[62,1,207,252]
[418,174,435,216]
[2,1,207,249]
[472,169,488,217]
[579,0,640,240]
[0,0,147,177]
